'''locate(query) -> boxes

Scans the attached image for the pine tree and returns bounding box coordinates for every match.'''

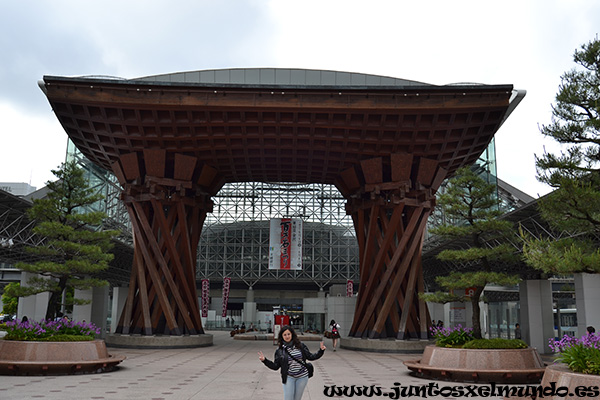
[15,161,119,320]
[1,282,20,316]
[523,38,600,274]
[421,166,520,339]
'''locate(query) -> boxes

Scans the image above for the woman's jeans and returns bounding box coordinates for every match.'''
[283,376,309,400]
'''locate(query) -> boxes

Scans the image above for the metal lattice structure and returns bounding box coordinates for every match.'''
[197,182,358,287]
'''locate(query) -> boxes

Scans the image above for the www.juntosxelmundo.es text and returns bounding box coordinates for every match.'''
[323,382,600,398]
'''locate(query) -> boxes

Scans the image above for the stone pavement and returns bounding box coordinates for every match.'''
[0,331,531,400]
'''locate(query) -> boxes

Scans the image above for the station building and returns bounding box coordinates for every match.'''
[2,68,588,351]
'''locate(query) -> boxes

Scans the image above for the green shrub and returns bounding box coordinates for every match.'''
[558,344,600,375]
[431,325,474,347]
[39,334,94,342]
[462,338,528,349]
[550,334,600,375]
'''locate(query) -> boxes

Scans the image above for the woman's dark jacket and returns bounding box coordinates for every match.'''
[262,343,324,383]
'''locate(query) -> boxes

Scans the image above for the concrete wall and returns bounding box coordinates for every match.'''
[326,295,356,337]
[575,273,600,336]
[17,272,48,321]
[519,279,555,354]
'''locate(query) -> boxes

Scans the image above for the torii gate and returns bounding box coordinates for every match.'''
[40,69,522,339]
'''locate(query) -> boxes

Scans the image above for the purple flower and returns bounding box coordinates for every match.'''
[4,318,100,341]
[549,332,600,352]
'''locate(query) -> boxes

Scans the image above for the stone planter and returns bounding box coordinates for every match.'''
[0,339,125,375]
[506,362,600,400]
[106,333,212,349]
[404,345,545,383]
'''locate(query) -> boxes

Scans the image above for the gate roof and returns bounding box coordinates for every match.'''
[40,69,523,194]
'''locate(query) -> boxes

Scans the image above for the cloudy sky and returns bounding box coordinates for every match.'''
[1,0,599,197]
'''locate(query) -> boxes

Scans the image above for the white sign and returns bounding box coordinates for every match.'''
[451,307,466,322]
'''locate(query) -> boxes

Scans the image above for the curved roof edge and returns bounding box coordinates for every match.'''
[42,68,519,93]
[133,68,433,87]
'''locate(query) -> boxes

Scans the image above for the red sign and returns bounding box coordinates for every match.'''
[221,277,231,317]
[269,218,303,270]
[275,315,290,326]
[201,279,210,318]
[451,287,478,297]
[280,218,292,270]
[346,280,354,297]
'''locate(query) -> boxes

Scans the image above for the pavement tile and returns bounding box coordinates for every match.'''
[0,331,518,399]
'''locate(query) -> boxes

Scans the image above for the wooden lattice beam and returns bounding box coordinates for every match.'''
[114,152,215,336]
[346,154,447,339]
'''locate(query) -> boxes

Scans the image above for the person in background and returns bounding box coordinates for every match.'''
[515,323,522,339]
[258,325,326,400]
[587,326,596,335]
[329,319,340,351]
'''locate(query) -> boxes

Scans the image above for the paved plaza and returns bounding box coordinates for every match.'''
[0,331,533,400]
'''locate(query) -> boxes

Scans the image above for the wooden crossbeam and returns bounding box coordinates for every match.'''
[350,204,381,335]
[397,244,422,339]
[128,213,153,335]
[113,150,212,336]
[116,248,139,334]
[418,259,430,339]
[150,198,199,333]
[369,212,429,337]
[357,206,424,334]
[144,149,166,178]
[351,206,404,336]
[346,155,448,340]
[130,201,181,335]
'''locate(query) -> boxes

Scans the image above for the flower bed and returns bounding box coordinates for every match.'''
[431,325,474,347]
[0,319,125,375]
[3,319,100,341]
[549,332,600,375]
[431,325,527,349]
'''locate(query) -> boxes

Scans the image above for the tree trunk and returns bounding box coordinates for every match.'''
[45,278,67,320]
[471,286,485,339]
[45,290,61,321]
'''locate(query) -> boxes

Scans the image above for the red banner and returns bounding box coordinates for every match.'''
[221,277,231,317]
[346,280,354,297]
[269,218,303,270]
[201,279,210,318]
[280,218,292,270]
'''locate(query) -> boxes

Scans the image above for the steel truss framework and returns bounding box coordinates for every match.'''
[198,182,358,288]
[0,191,43,269]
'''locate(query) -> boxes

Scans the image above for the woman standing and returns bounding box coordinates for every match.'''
[329,319,340,351]
[258,325,326,400]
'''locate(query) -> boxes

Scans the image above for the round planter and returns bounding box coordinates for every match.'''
[404,345,545,383]
[0,339,126,375]
[517,362,600,400]
[106,333,213,349]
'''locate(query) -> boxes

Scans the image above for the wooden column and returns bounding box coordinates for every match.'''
[337,154,447,340]
[111,151,221,335]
